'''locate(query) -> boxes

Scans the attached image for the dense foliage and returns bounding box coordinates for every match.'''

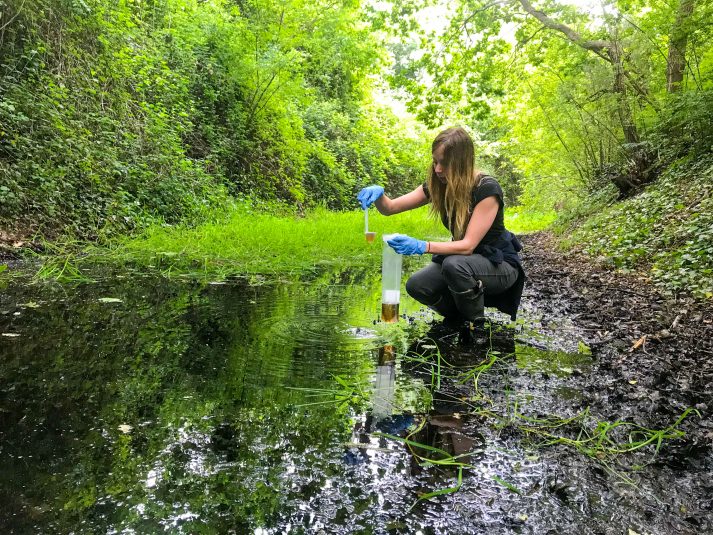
[380,0,713,206]
[560,154,713,298]
[375,0,712,297]
[2,0,712,297]
[0,0,428,239]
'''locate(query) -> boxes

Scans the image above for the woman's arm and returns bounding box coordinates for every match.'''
[426,196,499,255]
[374,185,429,215]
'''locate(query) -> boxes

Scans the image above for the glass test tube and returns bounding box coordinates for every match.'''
[364,209,376,242]
[381,233,402,323]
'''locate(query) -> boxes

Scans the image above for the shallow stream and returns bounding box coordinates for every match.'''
[0,262,709,534]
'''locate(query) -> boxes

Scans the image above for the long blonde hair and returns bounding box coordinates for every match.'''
[428,127,484,240]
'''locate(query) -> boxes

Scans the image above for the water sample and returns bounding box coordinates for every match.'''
[381,233,403,323]
[381,303,399,323]
[364,208,376,243]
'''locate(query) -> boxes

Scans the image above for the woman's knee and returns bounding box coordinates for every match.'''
[405,270,443,304]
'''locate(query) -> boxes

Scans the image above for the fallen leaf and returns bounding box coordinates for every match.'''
[628,379,638,385]
[630,335,647,352]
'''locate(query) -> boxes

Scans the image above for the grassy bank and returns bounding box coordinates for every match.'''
[31,204,554,281]
[108,205,449,277]
[557,155,713,299]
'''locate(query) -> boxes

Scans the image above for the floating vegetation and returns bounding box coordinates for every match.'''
[517,407,699,460]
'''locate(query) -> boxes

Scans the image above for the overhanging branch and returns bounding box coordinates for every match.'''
[517,0,612,63]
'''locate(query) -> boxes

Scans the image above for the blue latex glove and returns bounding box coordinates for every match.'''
[387,234,427,255]
[357,185,384,209]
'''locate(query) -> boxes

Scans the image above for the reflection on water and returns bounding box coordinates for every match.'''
[372,345,396,421]
[0,266,699,534]
[0,268,399,533]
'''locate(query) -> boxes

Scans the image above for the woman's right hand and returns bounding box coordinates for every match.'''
[357,185,384,209]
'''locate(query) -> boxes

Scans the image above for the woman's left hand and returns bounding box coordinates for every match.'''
[387,234,426,255]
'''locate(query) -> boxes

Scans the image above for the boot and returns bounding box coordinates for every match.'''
[427,293,463,327]
[456,319,490,346]
[449,281,485,324]
[423,294,465,342]
[450,282,488,345]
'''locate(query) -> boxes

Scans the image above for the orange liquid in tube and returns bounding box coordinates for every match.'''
[381,302,399,323]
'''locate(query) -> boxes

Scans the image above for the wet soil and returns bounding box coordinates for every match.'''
[521,232,712,437]
[503,232,712,531]
[0,228,41,269]
[387,231,713,534]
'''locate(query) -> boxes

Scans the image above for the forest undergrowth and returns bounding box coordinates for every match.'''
[557,154,713,299]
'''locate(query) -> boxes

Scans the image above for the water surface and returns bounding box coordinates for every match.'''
[0,265,705,534]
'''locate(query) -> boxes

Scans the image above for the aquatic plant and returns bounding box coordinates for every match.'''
[516,407,699,460]
[288,374,371,412]
[360,332,700,505]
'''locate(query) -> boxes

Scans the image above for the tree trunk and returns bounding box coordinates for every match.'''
[666,0,696,93]
[608,41,639,146]
[518,0,646,194]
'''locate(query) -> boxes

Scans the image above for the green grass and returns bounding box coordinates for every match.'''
[33,201,552,281]
[104,204,448,278]
[505,207,557,234]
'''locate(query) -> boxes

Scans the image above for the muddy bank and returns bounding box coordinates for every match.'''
[0,229,41,269]
[521,232,712,430]
[393,231,713,533]
[518,232,713,526]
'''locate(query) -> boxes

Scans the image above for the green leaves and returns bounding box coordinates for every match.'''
[560,155,713,299]
[1,0,425,240]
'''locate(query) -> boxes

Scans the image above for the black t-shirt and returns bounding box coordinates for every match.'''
[422,175,506,245]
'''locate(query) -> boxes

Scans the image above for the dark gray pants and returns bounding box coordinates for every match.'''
[405,255,518,322]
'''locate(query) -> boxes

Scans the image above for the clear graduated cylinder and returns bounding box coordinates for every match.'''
[381,233,403,323]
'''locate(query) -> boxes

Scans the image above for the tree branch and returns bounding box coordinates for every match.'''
[517,0,612,62]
